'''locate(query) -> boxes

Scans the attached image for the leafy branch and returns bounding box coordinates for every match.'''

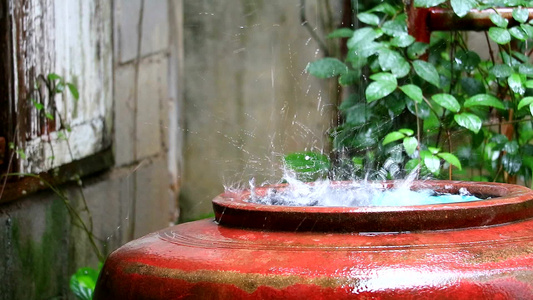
[294,0,533,185]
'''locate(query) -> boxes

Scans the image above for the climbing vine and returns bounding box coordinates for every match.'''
[288,0,533,187]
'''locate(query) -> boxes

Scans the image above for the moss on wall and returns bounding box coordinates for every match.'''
[2,196,71,299]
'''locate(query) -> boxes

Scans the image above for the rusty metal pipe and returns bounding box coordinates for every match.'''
[408,7,533,43]
[429,8,533,31]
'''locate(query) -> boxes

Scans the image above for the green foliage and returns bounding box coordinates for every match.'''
[284,152,330,181]
[26,73,102,299]
[300,0,533,184]
[70,264,102,300]
[450,0,477,17]
[306,58,348,78]
[8,142,26,159]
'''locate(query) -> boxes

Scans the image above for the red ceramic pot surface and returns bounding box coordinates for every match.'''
[94,181,533,299]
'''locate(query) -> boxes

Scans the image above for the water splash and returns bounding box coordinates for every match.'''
[245,166,481,207]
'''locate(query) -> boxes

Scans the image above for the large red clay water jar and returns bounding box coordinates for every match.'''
[94,180,533,299]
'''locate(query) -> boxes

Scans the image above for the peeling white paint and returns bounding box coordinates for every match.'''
[23,118,106,174]
[13,0,113,174]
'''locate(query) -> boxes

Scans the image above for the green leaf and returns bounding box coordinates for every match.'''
[414,0,446,8]
[407,42,429,60]
[385,93,406,116]
[55,82,65,93]
[47,73,62,81]
[16,149,26,160]
[306,58,348,78]
[432,93,460,112]
[352,156,364,168]
[518,96,533,110]
[45,112,55,120]
[472,129,485,148]
[501,50,522,66]
[424,154,441,175]
[413,60,440,88]
[490,13,509,28]
[378,49,402,71]
[513,7,529,23]
[461,77,485,96]
[403,137,418,156]
[509,73,525,95]
[398,128,414,136]
[405,158,421,173]
[513,51,529,63]
[407,99,431,119]
[454,113,482,133]
[368,3,398,16]
[451,0,476,18]
[488,27,511,44]
[383,131,405,145]
[464,94,505,109]
[391,34,415,48]
[353,41,384,58]
[283,152,330,176]
[382,19,407,37]
[523,155,533,171]
[428,147,440,154]
[378,49,409,77]
[518,64,533,77]
[70,267,100,300]
[526,80,533,88]
[357,12,380,26]
[392,59,411,78]
[504,140,519,155]
[521,24,533,38]
[366,79,398,102]
[328,28,354,38]
[490,134,509,150]
[399,84,423,103]
[502,154,522,174]
[490,64,513,78]
[347,28,382,49]
[346,52,367,69]
[345,104,371,125]
[509,26,528,40]
[339,70,360,86]
[422,117,439,134]
[455,50,481,72]
[31,98,44,110]
[437,152,462,170]
[370,72,396,82]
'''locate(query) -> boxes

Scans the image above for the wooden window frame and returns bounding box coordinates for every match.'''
[0,0,113,204]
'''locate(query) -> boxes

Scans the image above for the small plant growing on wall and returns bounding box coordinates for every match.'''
[2,73,102,300]
[289,0,533,187]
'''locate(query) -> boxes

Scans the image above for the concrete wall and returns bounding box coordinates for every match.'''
[180,0,337,220]
[0,0,339,297]
[0,0,180,299]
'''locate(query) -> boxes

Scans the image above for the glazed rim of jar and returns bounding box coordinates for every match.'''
[212,180,533,232]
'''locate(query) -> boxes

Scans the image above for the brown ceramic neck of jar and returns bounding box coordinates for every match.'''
[212,180,533,232]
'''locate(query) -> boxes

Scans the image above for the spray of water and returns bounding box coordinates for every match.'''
[244,166,481,207]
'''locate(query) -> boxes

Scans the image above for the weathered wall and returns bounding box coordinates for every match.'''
[180,0,338,220]
[0,0,180,299]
